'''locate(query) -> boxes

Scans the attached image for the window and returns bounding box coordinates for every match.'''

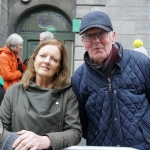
[19,10,71,33]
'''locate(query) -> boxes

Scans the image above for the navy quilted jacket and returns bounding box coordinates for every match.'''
[71,42,150,150]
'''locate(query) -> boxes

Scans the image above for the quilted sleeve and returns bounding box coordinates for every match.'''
[145,59,150,100]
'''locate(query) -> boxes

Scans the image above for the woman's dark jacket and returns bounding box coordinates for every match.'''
[71,42,150,150]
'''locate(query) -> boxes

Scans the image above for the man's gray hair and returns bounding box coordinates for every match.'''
[40,31,54,40]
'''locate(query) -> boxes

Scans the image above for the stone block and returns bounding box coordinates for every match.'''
[40,0,76,19]
[0,33,6,47]
[1,0,8,11]
[91,7,121,20]
[76,6,91,18]
[74,61,84,71]
[120,35,136,49]
[120,34,150,50]
[38,0,51,5]
[120,7,149,21]
[75,34,83,46]
[136,21,150,34]
[113,21,135,34]
[91,7,149,21]
[106,0,150,6]
[0,19,8,36]
[75,47,85,60]
[77,0,106,5]
[115,34,121,43]
[1,9,8,24]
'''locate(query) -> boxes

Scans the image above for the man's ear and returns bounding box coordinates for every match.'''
[111,31,116,44]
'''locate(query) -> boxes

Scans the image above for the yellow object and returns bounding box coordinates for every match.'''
[133,39,143,48]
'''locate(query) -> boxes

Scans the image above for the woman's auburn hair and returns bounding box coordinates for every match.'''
[20,38,70,89]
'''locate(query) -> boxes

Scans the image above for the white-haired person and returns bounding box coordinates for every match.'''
[39,31,54,44]
[133,39,149,57]
[0,33,25,90]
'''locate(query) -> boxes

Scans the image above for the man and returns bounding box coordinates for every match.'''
[71,11,150,150]
[39,31,54,44]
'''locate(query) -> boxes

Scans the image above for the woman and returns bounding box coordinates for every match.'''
[0,33,25,90]
[0,39,82,150]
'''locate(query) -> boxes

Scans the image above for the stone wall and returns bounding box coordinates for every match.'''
[74,0,150,70]
[8,0,76,35]
[0,0,8,47]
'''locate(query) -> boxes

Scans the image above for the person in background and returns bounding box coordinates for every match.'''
[39,31,54,44]
[71,11,150,150]
[0,39,82,150]
[0,33,25,90]
[0,76,5,105]
[23,31,54,66]
[133,39,149,57]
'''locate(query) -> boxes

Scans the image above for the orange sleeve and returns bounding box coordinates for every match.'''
[0,55,22,81]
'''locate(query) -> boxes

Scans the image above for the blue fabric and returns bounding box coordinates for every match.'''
[2,133,18,150]
[71,43,150,150]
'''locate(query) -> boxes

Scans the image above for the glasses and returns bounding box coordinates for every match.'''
[82,31,109,42]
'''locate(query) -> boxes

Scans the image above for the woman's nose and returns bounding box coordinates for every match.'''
[44,57,50,63]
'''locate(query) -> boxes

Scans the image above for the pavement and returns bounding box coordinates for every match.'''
[78,138,86,146]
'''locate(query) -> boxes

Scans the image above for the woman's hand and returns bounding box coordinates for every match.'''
[12,130,51,150]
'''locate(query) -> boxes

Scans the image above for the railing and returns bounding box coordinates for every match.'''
[61,146,138,150]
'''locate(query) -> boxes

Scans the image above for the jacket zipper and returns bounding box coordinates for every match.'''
[108,77,112,92]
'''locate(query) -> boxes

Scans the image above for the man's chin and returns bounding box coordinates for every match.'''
[93,55,107,65]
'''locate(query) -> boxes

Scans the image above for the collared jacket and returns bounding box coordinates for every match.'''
[0,45,25,90]
[0,82,82,150]
[71,42,150,150]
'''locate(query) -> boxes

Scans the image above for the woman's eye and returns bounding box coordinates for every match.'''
[40,55,45,58]
[51,58,57,62]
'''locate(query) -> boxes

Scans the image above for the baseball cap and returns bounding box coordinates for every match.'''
[79,11,113,35]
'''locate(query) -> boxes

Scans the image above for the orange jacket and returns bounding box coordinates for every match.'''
[0,45,25,90]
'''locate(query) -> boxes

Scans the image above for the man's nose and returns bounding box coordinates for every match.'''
[93,35,100,42]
